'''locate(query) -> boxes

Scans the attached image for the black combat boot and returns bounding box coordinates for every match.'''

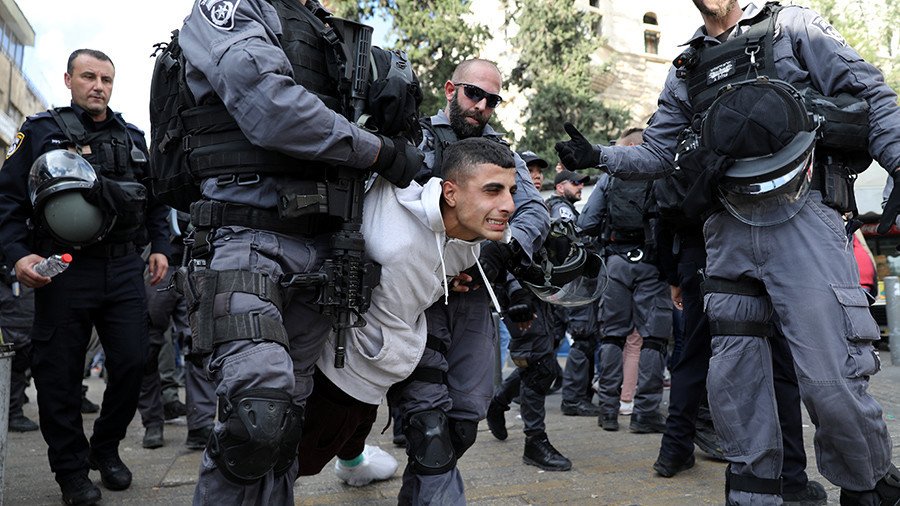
[523,432,572,471]
[653,452,695,478]
[599,413,619,431]
[841,464,900,505]
[561,399,602,416]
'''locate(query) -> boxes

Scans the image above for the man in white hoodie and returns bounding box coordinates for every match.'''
[295,137,517,485]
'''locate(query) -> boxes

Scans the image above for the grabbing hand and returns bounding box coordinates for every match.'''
[372,135,423,188]
[555,123,600,171]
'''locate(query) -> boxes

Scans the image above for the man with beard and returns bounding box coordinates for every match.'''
[388,58,549,505]
[555,0,900,503]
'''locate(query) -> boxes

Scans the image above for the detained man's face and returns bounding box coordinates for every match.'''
[443,163,516,241]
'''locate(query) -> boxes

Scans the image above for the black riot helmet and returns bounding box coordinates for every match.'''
[28,149,114,247]
[522,220,607,307]
[703,77,819,226]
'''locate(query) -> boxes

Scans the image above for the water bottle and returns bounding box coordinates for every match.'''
[34,253,72,278]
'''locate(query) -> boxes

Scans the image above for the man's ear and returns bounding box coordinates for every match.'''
[444,80,455,102]
[442,180,458,207]
[64,73,72,90]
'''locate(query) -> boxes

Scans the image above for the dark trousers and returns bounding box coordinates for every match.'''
[30,253,149,480]
[658,245,808,492]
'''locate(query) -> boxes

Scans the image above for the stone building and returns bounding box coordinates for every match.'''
[0,0,45,156]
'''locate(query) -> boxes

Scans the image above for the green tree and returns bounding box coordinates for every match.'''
[328,0,491,116]
[506,0,629,176]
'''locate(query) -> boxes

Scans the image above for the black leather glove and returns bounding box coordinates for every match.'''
[83,176,125,216]
[505,288,534,323]
[371,135,423,189]
[477,240,516,285]
[878,170,900,234]
[681,151,734,219]
[555,122,602,171]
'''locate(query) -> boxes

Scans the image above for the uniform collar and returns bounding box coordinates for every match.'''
[69,103,121,131]
[680,2,764,47]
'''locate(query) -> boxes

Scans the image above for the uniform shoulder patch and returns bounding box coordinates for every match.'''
[199,0,241,31]
[5,132,24,160]
[557,205,575,222]
[810,15,846,47]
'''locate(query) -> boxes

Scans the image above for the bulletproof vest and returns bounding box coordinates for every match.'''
[49,107,148,244]
[684,2,781,114]
[603,178,651,245]
[417,118,508,183]
[188,0,347,173]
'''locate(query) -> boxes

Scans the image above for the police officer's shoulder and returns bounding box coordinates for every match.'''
[125,122,145,137]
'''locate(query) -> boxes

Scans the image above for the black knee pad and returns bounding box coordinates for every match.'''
[273,404,304,477]
[725,464,782,496]
[641,337,667,354]
[208,388,295,484]
[449,419,478,459]
[600,336,626,349]
[404,409,456,476]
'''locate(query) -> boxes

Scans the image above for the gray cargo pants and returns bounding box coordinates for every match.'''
[389,287,496,506]
[703,192,890,504]
[192,226,333,506]
[598,254,672,417]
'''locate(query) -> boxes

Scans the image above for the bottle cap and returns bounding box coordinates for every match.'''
[60,253,73,263]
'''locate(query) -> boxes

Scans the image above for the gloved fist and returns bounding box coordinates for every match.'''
[505,289,534,323]
[372,135,423,189]
[555,122,601,171]
[83,176,124,216]
[878,169,900,235]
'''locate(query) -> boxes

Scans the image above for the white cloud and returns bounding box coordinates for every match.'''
[18,0,192,134]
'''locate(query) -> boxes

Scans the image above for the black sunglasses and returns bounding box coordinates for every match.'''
[453,83,503,108]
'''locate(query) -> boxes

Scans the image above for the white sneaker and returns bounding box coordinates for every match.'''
[334,444,398,487]
[619,400,634,416]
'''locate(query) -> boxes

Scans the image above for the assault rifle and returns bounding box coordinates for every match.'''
[289,17,378,368]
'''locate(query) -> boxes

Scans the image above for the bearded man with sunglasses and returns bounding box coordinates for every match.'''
[386,58,550,505]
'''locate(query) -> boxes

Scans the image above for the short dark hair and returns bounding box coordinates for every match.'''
[443,138,516,183]
[67,49,114,74]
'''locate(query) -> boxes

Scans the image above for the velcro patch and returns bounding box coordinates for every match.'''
[199,0,241,31]
[810,16,846,47]
[5,132,24,159]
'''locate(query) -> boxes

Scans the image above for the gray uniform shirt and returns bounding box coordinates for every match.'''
[421,110,550,263]
[598,2,900,180]
[178,0,382,208]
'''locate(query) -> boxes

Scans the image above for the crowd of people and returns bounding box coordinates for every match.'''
[0,0,899,505]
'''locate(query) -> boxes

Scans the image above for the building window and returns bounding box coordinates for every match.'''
[589,0,600,7]
[643,12,660,54]
[644,31,660,54]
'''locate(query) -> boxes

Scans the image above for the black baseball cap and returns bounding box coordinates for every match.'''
[703,78,817,181]
[519,150,549,169]
[554,169,589,186]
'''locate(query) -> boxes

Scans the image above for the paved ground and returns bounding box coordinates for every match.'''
[4,354,900,505]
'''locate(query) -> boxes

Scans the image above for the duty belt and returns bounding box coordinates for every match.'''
[190,200,340,236]
[74,242,136,259]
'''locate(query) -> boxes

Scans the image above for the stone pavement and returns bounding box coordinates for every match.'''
[4,354,900,505]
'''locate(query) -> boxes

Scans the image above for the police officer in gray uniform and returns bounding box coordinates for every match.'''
[389,58,549,505]
[546,169,602,417]
[556,1,900,503]
[177,0,420,503]
[578,129,673,434]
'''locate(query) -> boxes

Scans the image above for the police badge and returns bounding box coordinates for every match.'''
[199,0,241,31]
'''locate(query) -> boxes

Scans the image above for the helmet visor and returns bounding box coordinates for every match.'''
[719,150,814,227]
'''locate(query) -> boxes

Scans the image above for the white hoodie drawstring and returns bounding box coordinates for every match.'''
[474,250,503,315]
[436,232,450,304]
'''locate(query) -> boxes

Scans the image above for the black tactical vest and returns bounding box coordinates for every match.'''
[604,178,651,245]
[49,107,148,244]
[179,0,348,183]
[684,2,782,113]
